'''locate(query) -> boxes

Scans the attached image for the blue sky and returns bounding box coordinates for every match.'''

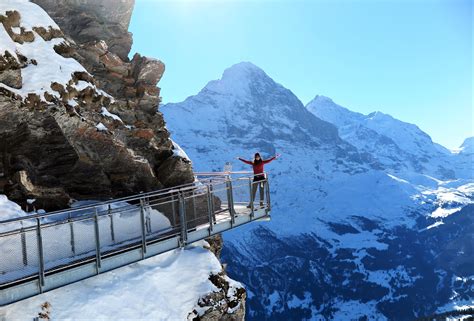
[130,0,472,149]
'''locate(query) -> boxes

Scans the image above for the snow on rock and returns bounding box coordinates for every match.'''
[425,221,445,230]
[0,0,111,103]
[0,0,59,31]
[172,139,192,162]
[0,21,18,60]
[436,298,474,317]
[2,34,86,100]
[0,194,30,233]
[95,122,108,132]
[0,194,27,220]
[0,241,229,321]
[100,106,122,122]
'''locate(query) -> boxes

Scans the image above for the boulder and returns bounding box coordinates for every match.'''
[0,68,21,89]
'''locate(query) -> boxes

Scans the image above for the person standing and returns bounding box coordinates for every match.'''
[237,152,280,208]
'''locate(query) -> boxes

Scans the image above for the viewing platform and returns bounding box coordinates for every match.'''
[0,172,271,306]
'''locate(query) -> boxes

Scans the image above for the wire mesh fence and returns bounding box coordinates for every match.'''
[0,172,271,290]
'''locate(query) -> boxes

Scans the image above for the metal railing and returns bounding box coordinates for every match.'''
[0,172,271,305]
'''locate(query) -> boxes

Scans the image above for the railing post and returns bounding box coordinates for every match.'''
[69,212,75,255]
[35,218,45,292]
[178,192,187,246]
[226,175,235,226]
[93,208,101,274]
[108,204,115,243]
[265,176,271,211]
[210,180,216,223]
[139,198,147,258]
[248,177,255,219]
[192,189,197,224]
[21,225,28,266]
[171,193,177,226]
[206,185,213,234]
[144,197,152,234]
[146,215,152,234]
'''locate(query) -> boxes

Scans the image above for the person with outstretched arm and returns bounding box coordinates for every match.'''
[236,152,280,208]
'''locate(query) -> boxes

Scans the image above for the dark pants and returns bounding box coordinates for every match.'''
[251,178,265,205]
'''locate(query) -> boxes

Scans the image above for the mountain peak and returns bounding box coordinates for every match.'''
[459,137,474,153]
[202,61,274,98]
[222,61,263,76]
[311,95,334,103]
[306,94,362,128]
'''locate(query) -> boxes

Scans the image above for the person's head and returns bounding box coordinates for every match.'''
[254,152,262,164]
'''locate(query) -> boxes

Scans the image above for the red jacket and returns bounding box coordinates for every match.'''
[238,156,276,176]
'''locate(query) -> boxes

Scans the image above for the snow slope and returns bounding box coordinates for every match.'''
[454,137,474,178]
[0,239,231,320]
[0,195,27,220]
[0,0,108,103]
[0,193,244,320]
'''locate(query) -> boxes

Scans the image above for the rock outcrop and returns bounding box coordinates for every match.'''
[189,235,246,321]
[0,0,193,210]
[1,3,245,320]
[31,0,134,60]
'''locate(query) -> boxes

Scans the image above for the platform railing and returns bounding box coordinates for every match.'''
[0,172,271,305]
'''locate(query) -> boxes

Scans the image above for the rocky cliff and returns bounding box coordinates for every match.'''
[0,0,193,210]
[0,1,245,319]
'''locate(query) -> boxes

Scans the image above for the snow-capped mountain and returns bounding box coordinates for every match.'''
[163,62,372,175]
[306,95,467,180]
[162,62,474,320]
[454,137,474,178]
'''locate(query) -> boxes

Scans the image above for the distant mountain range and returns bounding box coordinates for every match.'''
[162,62,473,320]
[306,94,472,180]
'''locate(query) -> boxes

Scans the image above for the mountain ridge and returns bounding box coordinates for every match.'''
[162,61,474,320]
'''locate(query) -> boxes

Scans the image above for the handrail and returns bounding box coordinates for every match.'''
[0,172,258,225]
[0,171,272,305]
[194,171,253,176]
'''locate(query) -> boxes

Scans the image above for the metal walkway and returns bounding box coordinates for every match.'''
[0,172,271,306]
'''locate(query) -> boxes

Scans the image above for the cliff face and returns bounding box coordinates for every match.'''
[0,2,245,319]
[196,235,246,321]
[31,0,134,60]
[0,0,193,210]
